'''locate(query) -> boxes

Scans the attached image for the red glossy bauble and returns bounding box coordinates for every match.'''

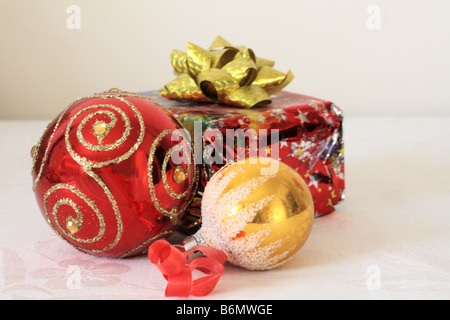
[31,89,198,258]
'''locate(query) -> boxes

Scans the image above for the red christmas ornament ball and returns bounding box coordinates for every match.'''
[31,89,198,258]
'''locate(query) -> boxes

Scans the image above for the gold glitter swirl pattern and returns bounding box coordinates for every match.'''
[117,230,174,259]
[83,168,124,253]
[33,90,197,256]
[161,145,192,199]
[53,199,83,234]
[31,90,166,191]
[36,93,148,255]
[148,130,198,225]
[30,122,50,175]
[32,102,76,191]
[44,184,106,245]
[76,107,131,152]
[57,95,146,253]
[65,97,144,169]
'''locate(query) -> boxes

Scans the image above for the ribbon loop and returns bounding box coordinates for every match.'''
[165,267,192,297]
[222,57,258,86]
[210,48,239,69]
[148,239,227,297]
[186,42,211,77]
[190,258,225,297]
[160,36,294,108]
[254,67,295,96]
[161,73,209,102]
[198,69,239,101]
[170,50,189,74]
[147,239,186,276]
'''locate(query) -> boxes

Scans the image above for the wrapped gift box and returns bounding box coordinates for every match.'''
[141,90,344,217]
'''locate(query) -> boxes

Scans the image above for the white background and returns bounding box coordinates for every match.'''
[1,0,449,119]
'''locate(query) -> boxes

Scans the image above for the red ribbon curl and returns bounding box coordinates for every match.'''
[148,239,227,297]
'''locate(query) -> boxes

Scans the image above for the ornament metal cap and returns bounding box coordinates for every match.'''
[182,235,199,251]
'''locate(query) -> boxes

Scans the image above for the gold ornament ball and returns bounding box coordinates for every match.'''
[198,157,314,270]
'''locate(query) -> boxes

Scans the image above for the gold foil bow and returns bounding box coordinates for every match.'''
[160,36,294,108]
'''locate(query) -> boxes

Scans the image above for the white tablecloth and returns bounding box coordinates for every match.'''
[1,117,449,300]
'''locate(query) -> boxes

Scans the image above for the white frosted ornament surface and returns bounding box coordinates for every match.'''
[198,159,312,270]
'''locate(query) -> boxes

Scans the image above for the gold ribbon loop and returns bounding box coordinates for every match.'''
[197,69,238,101]
[255,57,275,69]
[210,48,239,69]
[160,73,209,102]
[222,57,258,86]
[253,67,295,96]
[222,86,271,108]
[186,42,211,77]
[235,48,256,62]
[160,36,294,108]
[170,50,189,74]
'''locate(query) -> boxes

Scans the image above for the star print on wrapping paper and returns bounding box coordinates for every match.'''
[295,110,309,124]
[258,114,265,122]
[308,173,321,189]
[280,141,288,149]
[327,198,334,207]
[294,146,303,157]
[289,141,313,161]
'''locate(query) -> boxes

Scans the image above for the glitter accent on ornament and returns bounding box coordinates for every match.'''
[66,216,80,234]
[199,157,314,270]
[32,106,72,191]
[147,129,198,225]
[92,120,107,136]
[31,122,50,175]
[118,230,174,259]
[160,136,192,200]
[30,145,37,159]
[66,97,145,168]
[44,184,106,245]
[79,108,128,150]
[173,166,187,184]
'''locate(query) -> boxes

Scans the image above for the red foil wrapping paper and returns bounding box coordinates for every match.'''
[142,90,345,217]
